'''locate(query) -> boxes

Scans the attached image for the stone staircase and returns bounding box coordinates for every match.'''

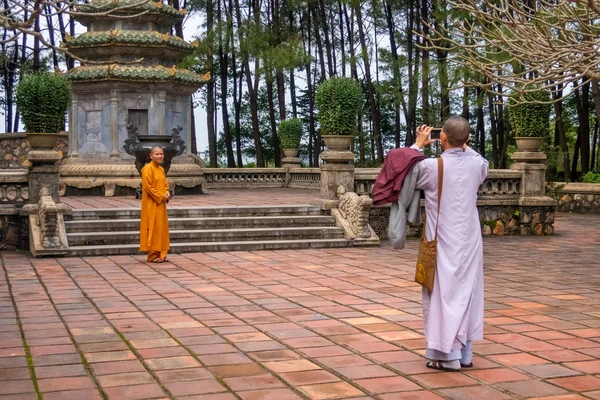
[65,205,350,256]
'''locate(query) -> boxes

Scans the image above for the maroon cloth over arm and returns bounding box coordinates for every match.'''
[372,148,427,206]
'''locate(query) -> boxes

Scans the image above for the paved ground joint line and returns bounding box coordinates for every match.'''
[1,257,43,400]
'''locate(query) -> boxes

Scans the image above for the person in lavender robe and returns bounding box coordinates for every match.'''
[411,115,489,372]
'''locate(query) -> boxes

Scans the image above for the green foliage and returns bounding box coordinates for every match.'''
[315,77,363,136]
[508,90,551,137]
[16,72,71,133]
[278,118,303,149]
[583,172,600,183]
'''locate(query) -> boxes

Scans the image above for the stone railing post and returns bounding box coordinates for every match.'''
[510,151,556,235]
[314,145,355,210]
[22,138,71,256]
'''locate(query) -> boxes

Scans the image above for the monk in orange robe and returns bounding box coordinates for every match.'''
[140,146,170,263]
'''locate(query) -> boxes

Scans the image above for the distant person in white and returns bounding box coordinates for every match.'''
[411,116,489,371]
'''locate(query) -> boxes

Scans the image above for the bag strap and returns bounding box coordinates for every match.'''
[433,157,444,241]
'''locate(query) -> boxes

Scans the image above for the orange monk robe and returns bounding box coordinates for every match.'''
[140,161,170,261]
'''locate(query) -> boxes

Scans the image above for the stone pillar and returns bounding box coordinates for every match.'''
[511,151,556,235]
[27,150,61,204]
[69,99,79,157]
[22,142,71,257]
[158,93,166,136]
[314,147,355,210]
[282,150,301,169]
[110,90,120,157]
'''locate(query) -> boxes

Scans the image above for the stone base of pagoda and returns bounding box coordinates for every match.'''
[59,154,206,197]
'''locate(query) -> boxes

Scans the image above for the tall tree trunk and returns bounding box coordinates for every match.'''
[589,80,600,172]
[318,0,334,77]
[310,2,327,81]
[45,5,59,68]
[266,79,281,166]
[581,81,591,174]
[406,0,420,146]
[234,0,264,166]
[302,11,318,167]
[355,2,382,163]
[219,0,235,167]
[338,2,346,77]
[553,82,570,180]
[33,16,41,71]
[206,0,217,167]
[420,0,430,125]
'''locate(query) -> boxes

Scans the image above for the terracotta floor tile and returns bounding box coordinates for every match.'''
[466,367,529,383]
[208,364,266,378]
[548,376,600,391]
[488,352,549,366]
[411,372,478,389]
[534,395,589,400]
[354,376,421,393]
[438,385,513,400]
[165,379,227,396]
[223,374,284,391]
[535,349,593,362]
[517,363,582,378]
[97,371,155,387]
[238,388,304,400]
[262,359,320,373]
[334,365,395,380]
[563,360,600,373]
[279,370,340,386]
[497,380,568,397]
[299,382,365,400]
[379,391,444,400]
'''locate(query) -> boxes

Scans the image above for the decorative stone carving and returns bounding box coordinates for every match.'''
[123,123,140,156]
[22,186,70,257]
[37,187,61,248]
[171,125,186,156]
[331,185,379,246]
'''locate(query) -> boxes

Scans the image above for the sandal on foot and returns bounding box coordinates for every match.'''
[426,360,461,372]
[461,362,473,368]
[151,258,164,263]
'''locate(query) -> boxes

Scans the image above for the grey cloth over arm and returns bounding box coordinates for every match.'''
[389,163,422,249]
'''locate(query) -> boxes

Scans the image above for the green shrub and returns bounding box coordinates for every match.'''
[16,72,71,133]
[508,90,551,137]
[315,77,363,136]
[278,118,303,149]
[583,172,600,183]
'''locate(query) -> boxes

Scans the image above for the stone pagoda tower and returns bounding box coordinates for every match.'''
[59,0,208,196]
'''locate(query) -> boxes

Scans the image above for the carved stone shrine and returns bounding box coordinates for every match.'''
[59,0,209,196]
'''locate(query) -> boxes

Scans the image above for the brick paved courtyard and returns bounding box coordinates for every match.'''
[1,211,599,399]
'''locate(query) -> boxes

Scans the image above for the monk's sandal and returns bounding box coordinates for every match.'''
[426,360,461,372]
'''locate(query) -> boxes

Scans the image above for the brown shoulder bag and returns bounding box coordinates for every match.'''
[414,157,443,292]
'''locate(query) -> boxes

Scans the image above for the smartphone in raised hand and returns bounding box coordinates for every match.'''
[430,128,442,140]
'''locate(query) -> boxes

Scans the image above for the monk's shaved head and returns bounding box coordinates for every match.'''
[150,146,163,154]
[442,116,470,147]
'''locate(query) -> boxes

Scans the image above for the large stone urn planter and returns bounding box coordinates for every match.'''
[26,132,66,150]
[134,135,178,175]
[515,137,543,152]
[323,135,353,151]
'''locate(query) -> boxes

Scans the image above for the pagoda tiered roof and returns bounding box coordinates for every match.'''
[68,64,209,85]
[66,30,197,52]
[75,0,186,25]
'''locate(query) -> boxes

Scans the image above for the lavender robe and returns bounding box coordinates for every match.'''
[412,146,489,355]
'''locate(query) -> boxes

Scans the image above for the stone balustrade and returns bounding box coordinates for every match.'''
[550,182,600,214]
[0,169,30,249]
[0,133,69,169]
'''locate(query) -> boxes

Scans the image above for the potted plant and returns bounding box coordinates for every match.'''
[508,89,551,152]
[278,118,303,158]
[315,76,363,151]
[16,71,71,149]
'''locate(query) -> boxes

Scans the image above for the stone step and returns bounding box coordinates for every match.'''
[67,238,350,256]
[68,205,324,220]
[67,226,345,246]
[64,215,337,232]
